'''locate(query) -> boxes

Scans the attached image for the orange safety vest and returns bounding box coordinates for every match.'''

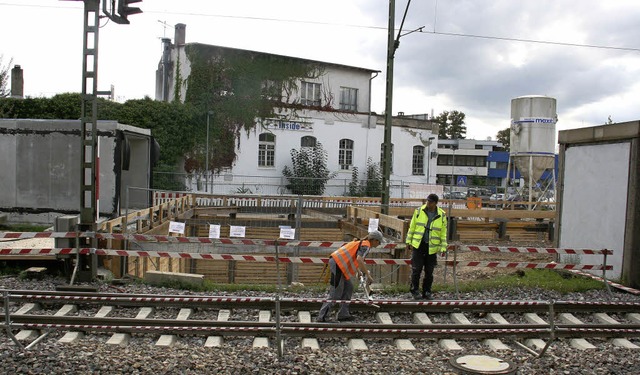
[331,240,370,280]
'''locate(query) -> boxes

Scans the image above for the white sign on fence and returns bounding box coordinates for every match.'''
[169,221,185,235]
[279,227,295,239]
[208,224,221,239]
[368,218,379,232]
[229,225,246,238]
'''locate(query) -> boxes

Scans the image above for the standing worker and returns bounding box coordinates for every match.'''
[317,230,383,322]
[405,193,448,300]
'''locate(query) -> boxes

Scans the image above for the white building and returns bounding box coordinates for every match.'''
[156,24,439,198]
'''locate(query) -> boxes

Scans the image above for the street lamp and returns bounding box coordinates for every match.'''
[426,136,435,184]
[448,143,458,221]
[205,110,213,192]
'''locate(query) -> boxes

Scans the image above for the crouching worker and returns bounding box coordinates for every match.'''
[317,230,383,322]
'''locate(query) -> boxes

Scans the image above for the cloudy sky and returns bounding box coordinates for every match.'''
[2,0,639,140]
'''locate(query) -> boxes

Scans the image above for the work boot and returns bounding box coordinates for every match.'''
[422,292,432,300]
[411,291,421,300]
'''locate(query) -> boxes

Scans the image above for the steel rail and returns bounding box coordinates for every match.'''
[2,290,639,314]
[6,317,640,340]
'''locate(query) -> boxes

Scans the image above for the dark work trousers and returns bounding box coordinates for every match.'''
[410,240,438,295]
[318,257,354,321]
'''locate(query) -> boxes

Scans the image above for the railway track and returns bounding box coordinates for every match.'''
[2,290,639,353]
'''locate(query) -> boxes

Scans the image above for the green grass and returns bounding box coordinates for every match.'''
[434,269,606,294]
[142,269,606,295]
[0,223,50,232]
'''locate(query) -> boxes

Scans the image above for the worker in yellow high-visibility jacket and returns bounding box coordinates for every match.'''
[405,193,448,300]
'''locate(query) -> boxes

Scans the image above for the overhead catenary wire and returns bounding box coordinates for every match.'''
[1,1,639,53]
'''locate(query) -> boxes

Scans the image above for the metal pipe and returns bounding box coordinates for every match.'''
[4,291,24,350]
[274,239,283,358]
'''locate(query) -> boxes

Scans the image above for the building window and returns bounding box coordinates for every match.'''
[300,81,321,106]
[339,139,354,170]
[380,143,393,173]
[258,133,275,167]
[339,87,358,111]
[301,136,317,148]
[412,145,424,175]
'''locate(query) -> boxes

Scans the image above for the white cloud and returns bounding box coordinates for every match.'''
[2,0,639,140]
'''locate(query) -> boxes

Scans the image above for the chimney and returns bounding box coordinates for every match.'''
[174,23,186,46]
[11,65,24,98]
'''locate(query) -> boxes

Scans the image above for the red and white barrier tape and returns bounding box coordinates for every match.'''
[0,248,612,270]
[567,269,640,295]
[461,245,613,255]
[0,232,617,255]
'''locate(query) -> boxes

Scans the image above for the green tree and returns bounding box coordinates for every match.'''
[348,167,360,196]
[496,128,510,151]
[362,158,382,197]
[435,110,466,139]
[0,55,11,98]
[282,142,336,195]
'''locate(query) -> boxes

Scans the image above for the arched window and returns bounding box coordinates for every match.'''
[301,136,317,148]
[412,145,424,175]
[380,143,394,173]
[339,139,354,170]
[258,133,275,167]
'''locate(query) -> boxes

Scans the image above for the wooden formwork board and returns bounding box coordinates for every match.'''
[127,257,188,279]
[194,225,344,241]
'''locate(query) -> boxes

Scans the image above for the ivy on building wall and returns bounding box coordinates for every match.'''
[180,45,324,174]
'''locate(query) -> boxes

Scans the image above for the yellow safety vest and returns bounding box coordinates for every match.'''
[405,205,448,254]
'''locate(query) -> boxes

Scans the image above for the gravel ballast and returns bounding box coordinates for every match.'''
[0,275,638,375]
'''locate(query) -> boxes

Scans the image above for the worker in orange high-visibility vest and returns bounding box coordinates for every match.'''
[317,230,384,322]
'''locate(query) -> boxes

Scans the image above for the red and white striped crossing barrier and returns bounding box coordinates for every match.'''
[460,245,613,255]
[0,232,616,256]
[567,269,640,295]
[0,247,613,271]
[0,232,399,250]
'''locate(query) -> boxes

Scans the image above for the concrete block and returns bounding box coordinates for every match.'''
[59,331,84,344]
[95,306,114,318]
[15,303,40,315]
[302,338,320,350]
[376,312,415,350]
[156,334,178,347]
[569,338,596,350]
[439,339,463,350]
[144,271,205,287]
[525,339,547,350]
[205,336,223,347]
[205,309,231,347]
[483,338,511,351]
[15,330,39,341]
[347,338,368,350]
[54,304,77,316]
[106,333,130,346]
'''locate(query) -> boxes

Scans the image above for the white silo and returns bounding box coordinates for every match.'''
[508,95,557,206]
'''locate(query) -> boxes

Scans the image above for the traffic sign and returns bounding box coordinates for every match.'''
[457,176,467,186]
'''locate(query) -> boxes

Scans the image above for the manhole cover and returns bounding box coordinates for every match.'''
[449,354,517,374]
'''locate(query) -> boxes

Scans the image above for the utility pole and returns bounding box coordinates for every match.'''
[380,0,395,215]
[381,0,422,215]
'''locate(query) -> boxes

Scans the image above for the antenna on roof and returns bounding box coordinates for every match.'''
[158,20,173,38]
